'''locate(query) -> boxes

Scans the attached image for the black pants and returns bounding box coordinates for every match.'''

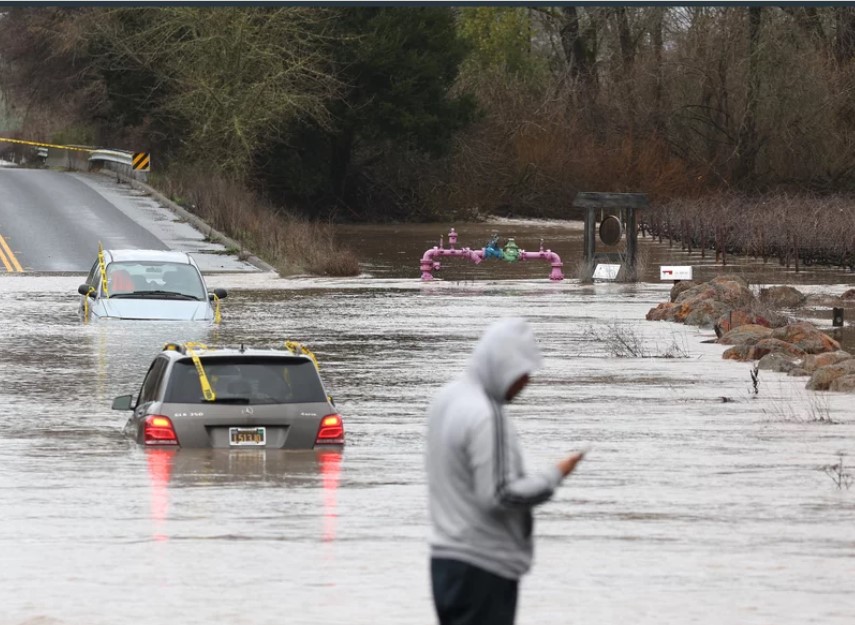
[431,558,519,625]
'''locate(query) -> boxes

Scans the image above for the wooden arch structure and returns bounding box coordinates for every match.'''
[573,192,649,282]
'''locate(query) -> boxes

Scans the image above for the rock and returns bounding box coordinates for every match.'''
[771,322,840,354]
[764,311,795,329]
[715,309,771,334]
[675,283,717,305]
[799,351,852,373]
[841,288,855,300]
[710,274,749,289]
[829,374,855,393]
[722,338,805,362]
[670,280,697,302]
[650,276,756,328]
[683,300,732,328]
[759,285,806,308]
[788,368,811,377]
[757,352,799,373]
[805,359,855,390]
[722,344,754,361]
[646,302,678,322]
[751,338,806,360]
[708,276,755,308]
[718,324,773,345]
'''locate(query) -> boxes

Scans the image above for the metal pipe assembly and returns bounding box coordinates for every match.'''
[419,228,563,281]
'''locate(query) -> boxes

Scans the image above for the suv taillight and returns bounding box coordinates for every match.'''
[144,415,179,446]
[315,414,344,445]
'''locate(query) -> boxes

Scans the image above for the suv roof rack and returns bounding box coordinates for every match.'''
[161,341,318,366]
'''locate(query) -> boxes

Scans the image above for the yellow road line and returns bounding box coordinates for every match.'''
[0,233,23,272]
[0,241,11,272]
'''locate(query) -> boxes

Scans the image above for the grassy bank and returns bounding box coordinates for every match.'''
[152,168,361,277]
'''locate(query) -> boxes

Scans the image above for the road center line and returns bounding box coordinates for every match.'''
[0,233,22,272]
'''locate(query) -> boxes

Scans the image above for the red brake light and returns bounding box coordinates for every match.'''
[144,415,179,446]
[315,413,344,445]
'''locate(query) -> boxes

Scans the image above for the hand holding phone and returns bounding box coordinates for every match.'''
[557,450,586,477]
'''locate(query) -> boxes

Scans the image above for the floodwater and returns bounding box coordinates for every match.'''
[1,220,854,625]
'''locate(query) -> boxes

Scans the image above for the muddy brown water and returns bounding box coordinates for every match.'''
[1,220,854,624]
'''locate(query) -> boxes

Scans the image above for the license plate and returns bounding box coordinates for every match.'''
[229,427,266,446]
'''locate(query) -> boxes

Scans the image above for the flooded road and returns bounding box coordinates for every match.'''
[2,222,854,624]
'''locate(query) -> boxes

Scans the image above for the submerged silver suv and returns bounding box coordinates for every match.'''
[112,342,345,449]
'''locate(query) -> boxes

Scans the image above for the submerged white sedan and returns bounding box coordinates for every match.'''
[77,249,227,321]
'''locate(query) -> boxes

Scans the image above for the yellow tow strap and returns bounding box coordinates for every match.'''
[83,286,95,322]
[213,293,222,324]
[284,341,320,370]
[97,242,109,297]
[185,342,216,402]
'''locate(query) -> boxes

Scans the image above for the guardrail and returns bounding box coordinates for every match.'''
[0,136,147,181]
[88,148,147,182]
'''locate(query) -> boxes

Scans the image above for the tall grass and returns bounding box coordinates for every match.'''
[153,168,360,277]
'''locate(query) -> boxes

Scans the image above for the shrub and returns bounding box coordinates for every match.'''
[153,167,360,277]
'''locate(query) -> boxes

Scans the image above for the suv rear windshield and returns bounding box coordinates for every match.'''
[164,357,328,404]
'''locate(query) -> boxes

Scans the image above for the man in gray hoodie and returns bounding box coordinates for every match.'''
[426,317,584,625]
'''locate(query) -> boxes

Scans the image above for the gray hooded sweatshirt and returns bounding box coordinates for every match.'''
[427,317,564,580]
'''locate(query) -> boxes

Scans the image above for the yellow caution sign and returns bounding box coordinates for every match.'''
[132,152,150,171]
[184,342,216,402]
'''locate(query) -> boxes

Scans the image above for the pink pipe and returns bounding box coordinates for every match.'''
[420,247,482,281]
[419,229,564,281]
[518,250,564,281]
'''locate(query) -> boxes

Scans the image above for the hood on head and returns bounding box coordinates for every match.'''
[468,317,543,403]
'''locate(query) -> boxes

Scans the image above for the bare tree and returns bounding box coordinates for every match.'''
[87,7,340,177]
[735,6,762,183]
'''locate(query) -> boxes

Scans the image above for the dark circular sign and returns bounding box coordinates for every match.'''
[599,215,623,246]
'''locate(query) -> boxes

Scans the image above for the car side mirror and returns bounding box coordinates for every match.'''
[78,284,95,297]
[111,394,135,411]
[209,288,228,300]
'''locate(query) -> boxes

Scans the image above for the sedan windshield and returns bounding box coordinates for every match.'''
[106,261,206,300]
[164,358,328,405]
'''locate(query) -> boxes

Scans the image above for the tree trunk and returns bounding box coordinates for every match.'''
[330,126,354,203]
[735,6,762,183]
[559,6,596,92]
[652,7,665,134]
[835,6,855,64]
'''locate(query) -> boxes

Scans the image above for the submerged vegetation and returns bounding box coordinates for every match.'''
[644,194,855,273]
[589,322,691,359]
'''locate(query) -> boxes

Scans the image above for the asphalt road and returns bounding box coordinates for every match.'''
[0,167,260,273]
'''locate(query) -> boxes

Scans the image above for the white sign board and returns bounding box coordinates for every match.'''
[660,266,693,281]
[593,263,622,281]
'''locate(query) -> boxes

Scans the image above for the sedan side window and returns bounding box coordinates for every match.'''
[138,358,168,405]
[85,262,99,288]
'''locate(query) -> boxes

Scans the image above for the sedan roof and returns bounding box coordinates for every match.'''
[106,249,193,264]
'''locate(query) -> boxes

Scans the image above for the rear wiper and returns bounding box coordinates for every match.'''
[204,397,251,404]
